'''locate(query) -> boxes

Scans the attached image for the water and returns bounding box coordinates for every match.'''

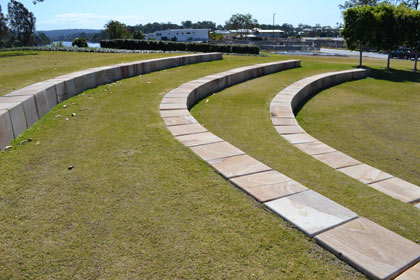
[51,41,100,48]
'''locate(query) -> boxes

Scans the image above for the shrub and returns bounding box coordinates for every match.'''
[100,39,259,54]
[72,38,88,48]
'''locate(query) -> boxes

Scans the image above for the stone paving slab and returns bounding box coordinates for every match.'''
[369,177,420,203]
[265,190,358,237]
[208,155,272,179]
[0,110,14,149]
[315,217,420,280]
[0,102,27,138]
[161,98,188,104]
[238,181,308,202]
[230,171,307,202]
[230,170,291,187]
[272,118,298,126]
[339,164,393,184]
[163,116,198,126]
[167,124,207,136]
[294,141,336,155]
[275,125,305,135]
[282,133,317,144]
[314,151,361,169]
[159,103,188,110]
[160,109,190,118]
[271,110,295,118]
[396,263,420,280]
[176,132,223,147]
[191,141,244,161]
[0,95,39,127]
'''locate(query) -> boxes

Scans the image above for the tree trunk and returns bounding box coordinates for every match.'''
[387,50,391,69]
[359,42,363,67]
[414,52,418,71]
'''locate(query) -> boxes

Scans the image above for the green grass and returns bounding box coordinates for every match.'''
[0,53,365,279]
[192,55,420,246]
[0,50,180,96]
[298,68,420,187]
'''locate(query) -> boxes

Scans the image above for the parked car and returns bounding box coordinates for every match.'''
[390,48,415,60]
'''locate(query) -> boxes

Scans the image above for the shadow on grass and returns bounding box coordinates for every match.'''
[367,67,420,83]
[0,52,38,58]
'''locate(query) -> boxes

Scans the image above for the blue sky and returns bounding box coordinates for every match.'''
[0,0,345,31]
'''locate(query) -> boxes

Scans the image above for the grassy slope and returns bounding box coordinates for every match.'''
[0,53,363,279]
[192,55,420,246]
[0,50,180,96]
[298,68,420,186]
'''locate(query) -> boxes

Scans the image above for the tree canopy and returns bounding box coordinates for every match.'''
[225,13,258,37]
[8,0,36,46]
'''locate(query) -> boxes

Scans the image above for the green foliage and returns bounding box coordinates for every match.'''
[0,5,9,47]
[104,20,131,40]
[35,31,51,46]
[132,30,145,40]
[339,0,381,10]
[7,0,36,46]
[100,39,260,54]
[225,13,259,37]
[72,37,88,48]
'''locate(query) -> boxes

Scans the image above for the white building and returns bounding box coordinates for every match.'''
[146,29,210,42]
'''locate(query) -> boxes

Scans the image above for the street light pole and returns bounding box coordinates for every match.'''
[273,13,276,40]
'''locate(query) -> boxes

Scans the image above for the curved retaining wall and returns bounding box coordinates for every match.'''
[270,69,420,210]
[0,53,222,150]
[160,63,420,280]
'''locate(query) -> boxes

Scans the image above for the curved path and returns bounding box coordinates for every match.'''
[0,53,222,150]
[160,62,420,280]
[269,70,420,210]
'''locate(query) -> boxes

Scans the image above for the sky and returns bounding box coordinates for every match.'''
[0,0,346,31]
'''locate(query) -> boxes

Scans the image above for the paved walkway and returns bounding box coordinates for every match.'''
[160,62,420,280]
[270,70,420,210]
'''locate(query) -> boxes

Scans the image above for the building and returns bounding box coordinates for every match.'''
[146,29,210,42]
[252,28,285,39]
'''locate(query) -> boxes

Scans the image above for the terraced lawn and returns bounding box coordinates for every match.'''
[192,55,420,247]
[0,53,365,279]
[298,68,420,187]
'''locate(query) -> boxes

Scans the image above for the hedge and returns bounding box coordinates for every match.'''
[100,39,260,55]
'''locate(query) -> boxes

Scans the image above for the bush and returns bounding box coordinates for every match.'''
[72,38,88,48]
[100,39,259,54]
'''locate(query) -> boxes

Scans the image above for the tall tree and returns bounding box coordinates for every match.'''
[373,4,404,69]
[342,5,376,66]
[404,7,420,70]
[0,5,9,47]
[8,0,36,46]
[225,13,258,37]
[339,0,381,10]
[104,20,131,39]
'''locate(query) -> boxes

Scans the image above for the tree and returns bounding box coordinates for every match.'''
[35,31,51,46]
[0,5,9,47]
[342,5,376,66]
[225,13,258,37]
[373,4,404,69]
[339,0,381,10]
[8,0,36,46]
[403,7,420,70]
[181,20,192,28]
[133,30,145,40]
[104,20,131,39]
[72,37,88,47]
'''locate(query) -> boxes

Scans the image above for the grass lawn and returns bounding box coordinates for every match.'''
[192,55,420,246]
[0,50,181,96]
[298,67,420,187]
[0,53,365,279]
